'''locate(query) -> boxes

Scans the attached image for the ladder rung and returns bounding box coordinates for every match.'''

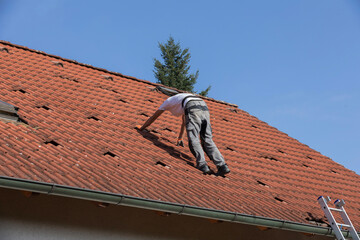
[336,223,352,228]
[329,207,343,212]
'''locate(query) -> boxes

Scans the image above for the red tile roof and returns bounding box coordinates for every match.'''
[1,40,360,229]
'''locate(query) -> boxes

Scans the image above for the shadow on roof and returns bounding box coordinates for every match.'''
[136,130,194,166]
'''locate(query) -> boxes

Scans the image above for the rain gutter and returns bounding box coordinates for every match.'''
[0,176,355,238]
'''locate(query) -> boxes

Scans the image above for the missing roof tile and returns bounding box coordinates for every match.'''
[222,118,230,122]
[228,108,238,113]
[150,87,159,92]
[156,161,167,167]
[278,149,285,154]
[307,156,314,160]
[45,140,60,147]
[18,117,29,125]
[305,212,327,226]
[331,169,338,174]
[140,113,149,117]
[36,105,50,111]
[226,147,235,152]
[263,156,279,162]
[303,163,310,168]
[51,61,64,67]
[14,89,27,94]
[0,47,9,53]
[251,124,258,129]
[274,197,285,203]
[257,180,269,187]
[104,151,116,157]
[101,75,113,81]
[98,86,120,94]
[118,99,127,103]
[88,116,101,121]
[163,127,173,132]
[57,74,79,83]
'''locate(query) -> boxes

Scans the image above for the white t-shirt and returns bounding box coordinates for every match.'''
[159,93,201,116]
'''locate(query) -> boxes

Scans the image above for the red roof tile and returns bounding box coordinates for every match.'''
[1,40,360,229]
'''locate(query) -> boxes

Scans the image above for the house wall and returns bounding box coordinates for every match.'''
[0,187,330,240]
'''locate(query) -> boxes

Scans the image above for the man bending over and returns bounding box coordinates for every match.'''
[137,93,230,176]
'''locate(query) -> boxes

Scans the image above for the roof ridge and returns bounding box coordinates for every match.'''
[0,40,238,108]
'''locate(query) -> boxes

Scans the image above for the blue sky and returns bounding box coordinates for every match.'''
[1,0,359,174]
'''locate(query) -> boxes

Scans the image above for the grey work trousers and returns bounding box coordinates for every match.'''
[184,100,226,168]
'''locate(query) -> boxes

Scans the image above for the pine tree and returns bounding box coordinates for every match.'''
[154,37,211,96]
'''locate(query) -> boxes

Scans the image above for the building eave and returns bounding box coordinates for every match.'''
[0,175,353,238]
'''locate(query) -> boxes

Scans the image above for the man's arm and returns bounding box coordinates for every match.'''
[178,115,186,139]
[177,115,186,147]
[136,110,164,131]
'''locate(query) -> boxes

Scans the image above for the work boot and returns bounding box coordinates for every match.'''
[197,164,211,174]
[217,164,230,176]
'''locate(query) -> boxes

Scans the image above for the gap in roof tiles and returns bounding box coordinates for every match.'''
[88,116,101,121]
[0,47,9,53]
[262,156,279,162]
[302,163,310,168]
[251,124,259,129]
[163,128,173,132]
[118,99,127,103]
[140,113,149,117]
[147,99,154,103]
[56,74,79,83]
[257,180,269,188]
[227,108,238,113]
[305,212,327,226]
[274,197,285,203]
[156,161,170,169]
[103,151,116,157]
[51,61,64,67]
[101,75,113,81]
[18,116,29,125]
[222,118,230,122]
[44,140,60,147]
[36,105,50,111]
[226,147,235,152]
[14,89,27,94]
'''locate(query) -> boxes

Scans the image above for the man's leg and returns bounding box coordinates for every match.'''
[200,107,230,175]
[185,103,209,173]
[187,128,208,168]
[200,112,226,167]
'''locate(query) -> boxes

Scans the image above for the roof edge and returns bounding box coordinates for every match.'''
[0,175,352,238]
[0,40,238,108]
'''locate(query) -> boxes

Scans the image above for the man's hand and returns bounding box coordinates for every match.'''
[176,139,184,147]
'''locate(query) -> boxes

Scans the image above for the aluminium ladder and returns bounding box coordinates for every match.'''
[318,196,359,240]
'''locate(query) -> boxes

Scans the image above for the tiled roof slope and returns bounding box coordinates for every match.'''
[1,40,359,229]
